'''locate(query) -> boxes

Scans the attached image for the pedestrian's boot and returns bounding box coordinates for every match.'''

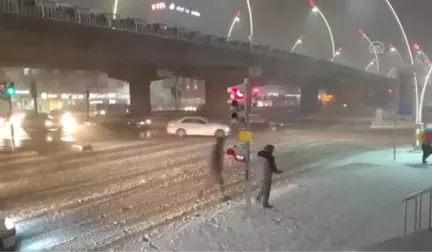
[263,204,273,209]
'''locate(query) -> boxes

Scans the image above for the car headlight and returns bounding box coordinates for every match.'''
[99,110,106,115]
[4,217,14,230]
[44,120,53,127]
[225,127,231,133]
[10,114,24,126]
[61,113,78,132]
[145,119,151,124]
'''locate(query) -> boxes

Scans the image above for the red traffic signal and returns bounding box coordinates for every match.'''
[227,148,235,156]
[387,88,393,95]
[226,148,246,162]
[231,87,244,99]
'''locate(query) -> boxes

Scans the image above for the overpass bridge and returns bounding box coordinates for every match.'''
[0,0,394,116]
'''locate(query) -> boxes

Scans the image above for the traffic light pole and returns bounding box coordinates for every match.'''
[85,90,90,121]
[244,36,254,219]
[8,96,15,151]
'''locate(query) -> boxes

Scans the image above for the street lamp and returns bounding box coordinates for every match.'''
[291,37,303,52]
[331,47,342,62]
[413,44,431,67]
[385,0,419,125]
[227,11,241,40]
[365,58,376,72]
[310,0,335,58]
[419,66,432,123]
[388,44,405,66]
[358,29,379,72]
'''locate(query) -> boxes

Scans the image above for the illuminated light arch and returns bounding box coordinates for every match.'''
[358,29,380,72]
[309,0,335,57]
[291,37,303,52]
[419,67,432,123]
[385,0,419,123]
[227,11,241,40]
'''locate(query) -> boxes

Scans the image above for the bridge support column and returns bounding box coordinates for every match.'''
[204,79,238,118]
[129,75,153,116]
[108,66,156,117]
[300,85,319,115]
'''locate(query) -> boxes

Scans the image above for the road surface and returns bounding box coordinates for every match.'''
[0,129,409,251]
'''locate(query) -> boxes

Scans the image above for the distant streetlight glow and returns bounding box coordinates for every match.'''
[388,44,405,66]
[365,59,375,72]
[385,0,419,124]
[358,29,379,72]
[310,0,335,57]
[414,45,431,68]
[330,47,342,62]
[227,11,241,40]
[291,37,303,52]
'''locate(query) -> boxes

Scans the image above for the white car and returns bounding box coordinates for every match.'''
[167,117,230,137]
[0,212,15,250]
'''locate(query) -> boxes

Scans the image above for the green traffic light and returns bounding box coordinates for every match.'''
[6,87,16,96]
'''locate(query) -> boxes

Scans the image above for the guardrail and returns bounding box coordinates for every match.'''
[0,0,287,58]
[403,186,432,234]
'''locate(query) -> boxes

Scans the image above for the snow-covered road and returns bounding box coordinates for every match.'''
[0,129,406,251]
[147,148,432,251]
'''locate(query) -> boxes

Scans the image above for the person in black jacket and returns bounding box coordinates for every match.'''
[256,144,282,208]
[198,136,229,200]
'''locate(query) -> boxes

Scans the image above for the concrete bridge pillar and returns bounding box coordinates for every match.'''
[300,85,319,115]
[107,65,156,117]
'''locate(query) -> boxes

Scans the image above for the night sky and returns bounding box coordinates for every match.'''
[56,0,432,74]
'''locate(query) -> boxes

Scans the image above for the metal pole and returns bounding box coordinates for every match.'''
[175,78,179,112]
[244,39,254,219]
[8,96,15,151]
[85,90,90,121]
[30,81,38,113]
[245,78,251,218]
[393,80,400,161]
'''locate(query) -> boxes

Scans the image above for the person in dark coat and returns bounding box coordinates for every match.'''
[198,136,228,200]
[256,144,282,208]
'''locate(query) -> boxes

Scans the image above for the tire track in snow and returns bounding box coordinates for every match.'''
[24,140,350,251]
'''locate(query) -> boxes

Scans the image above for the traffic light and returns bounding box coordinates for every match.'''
[6,82,16,97]
[0,84,5,95]
[230,99,245,123]
[387,88,393,95]
[227,87,245,123]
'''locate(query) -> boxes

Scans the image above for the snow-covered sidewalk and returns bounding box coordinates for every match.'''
[138,148,432,251]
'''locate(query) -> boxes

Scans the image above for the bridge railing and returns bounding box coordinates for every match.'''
[0,0,289,59]
[403,185,432,234]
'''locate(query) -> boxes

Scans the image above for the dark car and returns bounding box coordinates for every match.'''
[1,112,88,154]
[96,114,153,139]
